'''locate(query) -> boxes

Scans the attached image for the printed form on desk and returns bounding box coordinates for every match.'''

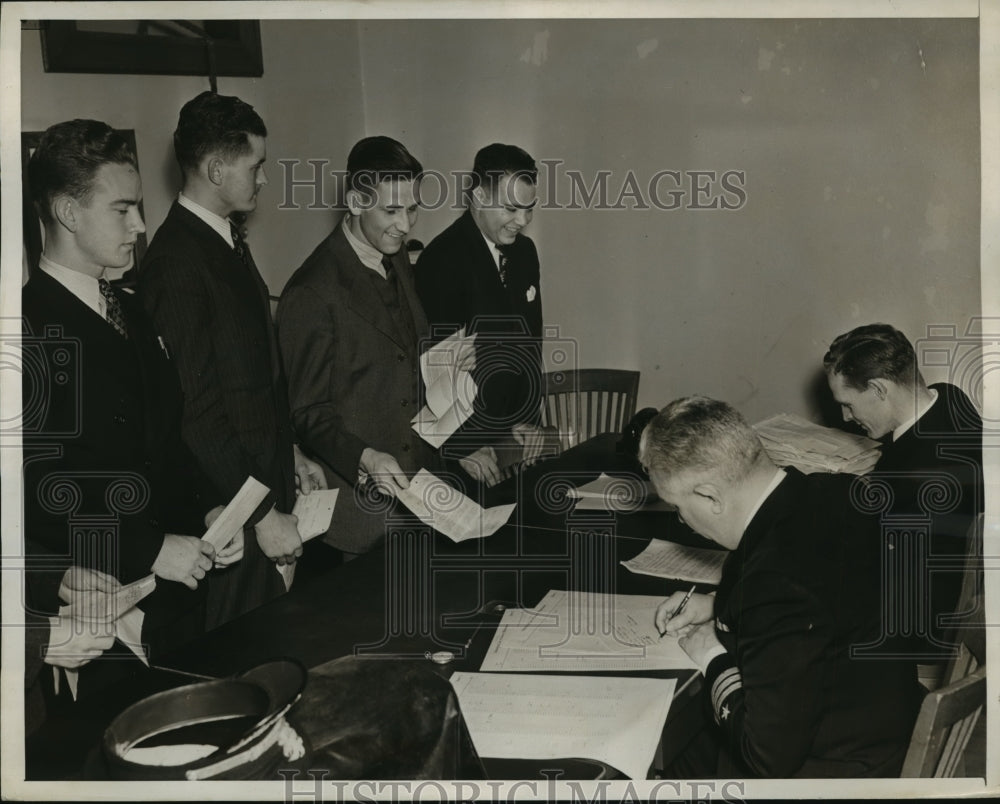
[480,589,698,672]
[450,671,675,780]
[621,538,727,585]
[396,469,516,542]
[568,472,673,512]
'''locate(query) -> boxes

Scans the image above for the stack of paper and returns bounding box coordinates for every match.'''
[480,589,697,672]
[451,671,675,780]
[567,473,671,512]
[396,469,516,542]
[754,413,881,475]
[412,328,478,448]
[621,538,727,584]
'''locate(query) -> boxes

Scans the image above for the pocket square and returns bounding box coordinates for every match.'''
[526,285,537,303]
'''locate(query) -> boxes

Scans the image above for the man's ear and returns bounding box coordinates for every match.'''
[345,188,366,217]
[52,195,78,233]
[693,482,724,514]
[867,378,891,400]
[206,156,225,186]
[471,185,489,209]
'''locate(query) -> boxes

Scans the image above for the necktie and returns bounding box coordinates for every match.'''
[382,255,395,277]
[231,221,253,269]
[98,278,128,339]
[496,246,509,288]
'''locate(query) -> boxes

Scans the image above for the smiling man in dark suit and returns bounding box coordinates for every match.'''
[140,92,326,628]
[277,136,438,556]
[416,144,548,486]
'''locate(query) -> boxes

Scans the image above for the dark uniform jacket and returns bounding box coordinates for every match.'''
[704,468,923,777]
[872,382,983,653]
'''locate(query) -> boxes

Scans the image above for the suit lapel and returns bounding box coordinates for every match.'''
[327,225,417,352]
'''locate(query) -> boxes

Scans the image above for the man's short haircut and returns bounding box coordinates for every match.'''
[28,119,137,225]
[173,90,267,173]
[822,323,919,391]
[471,143,538,195]
[639,396,763,485]
[346,136,423,196]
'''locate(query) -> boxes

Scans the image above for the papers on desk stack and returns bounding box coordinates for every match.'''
[567,472,673,512]
[621,538,727,585]
[451,671,676,780]
[412,327,478,448]
[396,469,516,542]
[480,589,698,673]
[754,412,881,475]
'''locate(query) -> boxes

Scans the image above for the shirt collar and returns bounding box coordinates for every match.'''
[742,467,787,535]
[480,229,502,270]
[38,253,104,318]
[892,388,939,441]
[341,215,387,277]
[178,192,236,248]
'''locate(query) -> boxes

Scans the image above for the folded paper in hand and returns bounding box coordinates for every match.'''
[412,328,478,448]
[396,469,516,542]
[201,475,271,551]
[277,488,339,589]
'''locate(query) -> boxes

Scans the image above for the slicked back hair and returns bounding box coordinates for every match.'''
[346,136,423,197]
[471,143,538,196]
[823,323,919,391]
[173,90,267,174]
[28,119,137,225]
[639,396,763,486]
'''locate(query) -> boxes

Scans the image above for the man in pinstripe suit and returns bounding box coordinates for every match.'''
[140,92,326,629]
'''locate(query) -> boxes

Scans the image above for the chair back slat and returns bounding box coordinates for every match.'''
[540,369,640,450]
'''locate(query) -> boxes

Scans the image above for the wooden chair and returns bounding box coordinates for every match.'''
[540,369,640,452]
[900,644,986,777]
[902,515,987,777]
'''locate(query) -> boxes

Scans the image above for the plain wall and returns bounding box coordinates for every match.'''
[21,17,980,425]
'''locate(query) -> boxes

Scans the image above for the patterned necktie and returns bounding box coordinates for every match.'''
[230,221,252,269]
[98,278,128,339]
[496,246,509,288]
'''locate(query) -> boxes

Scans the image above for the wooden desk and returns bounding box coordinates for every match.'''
[30,434,718,779]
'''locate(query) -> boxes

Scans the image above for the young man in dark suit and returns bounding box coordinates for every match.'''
[416,144,549,486]
[643,397,922,778]
[277,137,437,555]
[21,120,229,692]
[824,323,983,658]
[140,92,326,628]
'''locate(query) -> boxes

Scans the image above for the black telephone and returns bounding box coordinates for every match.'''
[616,406,659,460]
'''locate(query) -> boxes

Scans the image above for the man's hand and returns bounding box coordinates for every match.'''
[459,446,502,486]
[655,591,714,636]
[255,507,302,566]
[293,444,328,494]
[214,530,245,568]
[58,567,121,608]
[44,614,116,669]
[678,621,724,669]
[360,448,410,497]
[151,534,215,590]
[512,423,550,466]
[204,505,225,529]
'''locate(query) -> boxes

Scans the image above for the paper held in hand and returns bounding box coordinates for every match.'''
[277,488,339,590]
[57,574,157,700]
[395,469,516,542]
[621,538,727,585]
[411,327,478,448]
[201,476,271,551]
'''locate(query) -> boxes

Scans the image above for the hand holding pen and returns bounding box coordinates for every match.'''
[655,584,711,637]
